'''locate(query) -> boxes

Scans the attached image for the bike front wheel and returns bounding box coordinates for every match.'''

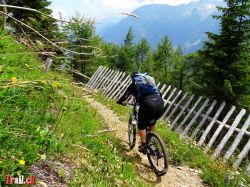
[146,132,168,176]
[128,116,136,150]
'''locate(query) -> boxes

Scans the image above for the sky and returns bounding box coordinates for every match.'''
[50,0,198,23]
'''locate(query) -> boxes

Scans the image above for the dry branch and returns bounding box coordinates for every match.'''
[0,5,71,23]
[0,10,97,56]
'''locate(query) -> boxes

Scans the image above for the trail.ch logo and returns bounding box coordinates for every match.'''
[6,175,35,185]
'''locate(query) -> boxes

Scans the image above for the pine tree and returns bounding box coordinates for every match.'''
[154,36,173,83]
[117,27,136,72]
[124,27,134,46]
[171,47,187,90]
[135,38,150,70]
[63,13,97,77]
[6,0,59,39]
[200,0,250,109]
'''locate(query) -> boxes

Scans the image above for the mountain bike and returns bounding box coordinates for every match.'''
[127,99,168,176]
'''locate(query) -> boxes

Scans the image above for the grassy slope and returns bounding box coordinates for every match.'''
[95,94,250,187]
[0,31,147,186]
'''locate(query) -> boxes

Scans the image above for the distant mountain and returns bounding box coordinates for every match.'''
[97,0,225,54]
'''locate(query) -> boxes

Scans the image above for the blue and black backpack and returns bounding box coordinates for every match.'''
[132,73,158,99]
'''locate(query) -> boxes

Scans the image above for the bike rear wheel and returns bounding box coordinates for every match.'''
[146,132,168,176]
[128,116,136,150]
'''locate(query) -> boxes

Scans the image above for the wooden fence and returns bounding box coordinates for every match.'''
[86,66,250,173]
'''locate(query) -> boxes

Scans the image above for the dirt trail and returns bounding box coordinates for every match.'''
[84,96,205,187]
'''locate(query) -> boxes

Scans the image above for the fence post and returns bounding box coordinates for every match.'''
[204,106,236,152]
[162,90,183,119]
[212,109,246,159]
[107,72,126,98]
[168,92,188,119]
[87,66,102,87]
[183,98,209,136]
[224,114,250,160]
[233,138,250,168]
[95,68,112,89]
[90,67,106,89]
[198,102,226,146]
[169,94,194,130]
[176,96,202,132]
[190,100,217,139]
[109,75,130,99]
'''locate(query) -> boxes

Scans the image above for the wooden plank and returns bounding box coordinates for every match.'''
[87,66,102,87]
[224,114,250,160]
[92,68,105,86]
[162,90,183,119]
[183,98,209,136]
[162,85,171,99]
[114,78,132,99]
[89,66,105,88]
[190,100,217,139]
[205,106,236,152]
[91,67,107,89]
[168,92,188,119]
[96,68,112,90]
[159,84,166,94]
[95,69,112,89]
[164,88,177,106]
[104,71,124,96]
[212,109,246,159]
[233,138,250,168]
[103,71,121,94]
[176,96,202,132]
[111,75,130,97]
[169,100,250,138]
[169,94,194,130]
[106,72,126,97]
[109,74,129,99]
[99,70,116,91]
[103,71,121,96]
[197,102,226,146]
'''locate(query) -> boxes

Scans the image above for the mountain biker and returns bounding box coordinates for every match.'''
[117,72,164,154]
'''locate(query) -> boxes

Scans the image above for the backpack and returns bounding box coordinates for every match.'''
[132,73,158,98]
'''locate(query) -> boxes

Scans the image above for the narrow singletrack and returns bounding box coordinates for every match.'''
[84,95,205,187]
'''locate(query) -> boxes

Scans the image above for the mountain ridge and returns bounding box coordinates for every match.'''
[98,0,225,53]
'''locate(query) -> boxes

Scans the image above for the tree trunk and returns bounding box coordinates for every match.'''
[2,1,7,31]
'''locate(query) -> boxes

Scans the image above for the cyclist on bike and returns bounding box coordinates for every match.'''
[117,72,164,154]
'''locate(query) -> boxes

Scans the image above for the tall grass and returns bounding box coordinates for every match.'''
[0,32,147,186]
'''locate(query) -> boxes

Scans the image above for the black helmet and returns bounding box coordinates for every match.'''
[131,70,140,78]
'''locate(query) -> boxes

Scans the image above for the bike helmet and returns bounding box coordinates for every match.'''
[131,70,140,79]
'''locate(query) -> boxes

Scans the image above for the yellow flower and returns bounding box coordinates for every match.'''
[19,159,25,166]
[52,81,60,89]
[10,77,17,83]
[40,154,46,160]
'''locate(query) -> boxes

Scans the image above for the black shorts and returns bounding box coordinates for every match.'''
[138,93,165,130]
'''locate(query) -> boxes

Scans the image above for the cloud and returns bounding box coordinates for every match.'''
[51,0,198,21]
